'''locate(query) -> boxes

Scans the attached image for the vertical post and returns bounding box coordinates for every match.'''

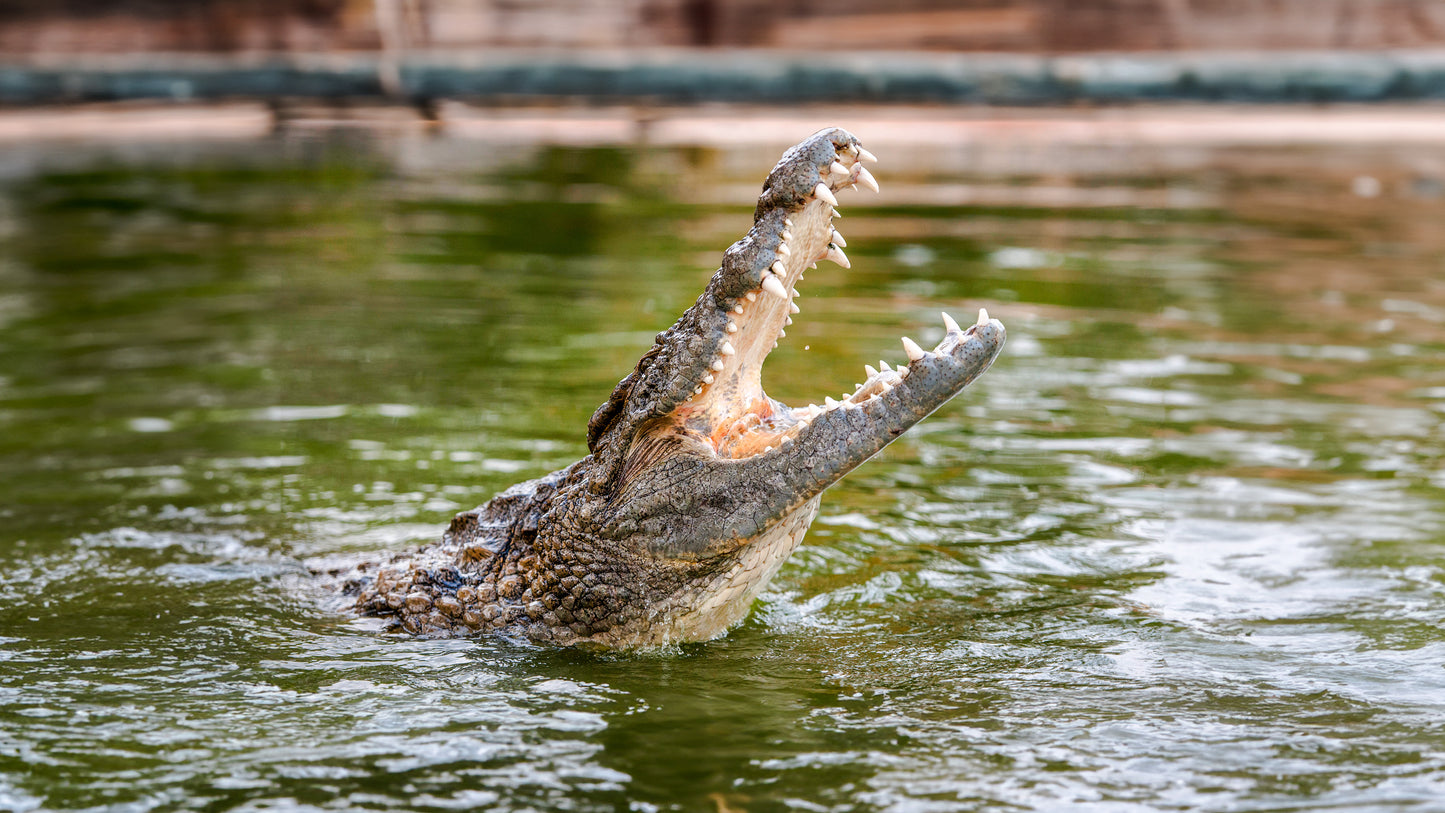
[374,0,406,97]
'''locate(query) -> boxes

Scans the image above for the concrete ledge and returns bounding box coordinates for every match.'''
[2,49,1445,105]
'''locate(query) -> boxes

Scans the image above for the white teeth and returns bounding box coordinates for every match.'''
[826,245,850,268]
[779,329,786,337]
[784,316,793,326]
[746,292,757,302]
[830,161,849,176]
[781,436,793,445]
[762,275,789,298]
[726,321,738,333]
[784,217,793,228]
[976,307,990,327]
[694,386,702,394]
[902,336,925,361]
[771,260,787,276]
[898,364,909,376]
[721,341,736,356]
[782,230,792,241]
[777,243,791,257]
[854,383,863,391]
[857,166,879,193]
[825,396,839,408]
[942,312,961,334]
[865,364,879,378]
[879,360,892,371]
[815,183,838,207]
[858,146,879,163]
[789,301,800,314]
[831,229,846,248]
[734,304,744,314]
[831,208,842,217]
[703,373,714,384]
[712,359,725,371]
[807,404,823,417]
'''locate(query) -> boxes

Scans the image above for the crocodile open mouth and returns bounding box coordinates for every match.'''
[670,135,1004,462]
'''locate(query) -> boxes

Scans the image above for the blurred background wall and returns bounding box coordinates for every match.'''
[2,0,1443,55]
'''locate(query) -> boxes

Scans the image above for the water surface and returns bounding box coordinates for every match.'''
[1,120,1444,811]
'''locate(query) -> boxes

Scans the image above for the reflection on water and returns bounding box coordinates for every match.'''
[1,122,1443,811]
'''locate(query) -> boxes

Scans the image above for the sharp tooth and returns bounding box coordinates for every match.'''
[779,329,786,337]
[831,229,846,247]
[771,260,787,276]
[762,275,789,298]
[809,262,817,269]
[734,304,744,314]
[694,386,702,394]
[746,292,757,302]
[712,359,725,371]
[789,301,800,314]
[976,307,990,327]
[782,229,792,241]
[703,373,714,384]
[942,311,961,334]
[726,321,738,333]
[784,316,793,326]
[830,161,849,176]
[879,360,892,371]
[865,364,879,378]
[858,146,879,163]
[781,436,793,445]
[831,208,842,217]
[807,404,823,417]
[777,243,791,257]
[825,397,839,408]
[902,336,925,361]
[721,341,735,356]
[898,364,909,376]
[854,383,863,391]
[826,245,850,268]
[784,217,793,228]
[856,166,879,193]
[814,183,838,207]
[763,445,773,453]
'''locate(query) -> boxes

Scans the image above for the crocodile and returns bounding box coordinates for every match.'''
[347,127,1005,648]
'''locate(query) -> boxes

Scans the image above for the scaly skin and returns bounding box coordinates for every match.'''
[346,128,1006,648]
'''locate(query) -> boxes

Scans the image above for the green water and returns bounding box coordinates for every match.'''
[2,126,1444,812]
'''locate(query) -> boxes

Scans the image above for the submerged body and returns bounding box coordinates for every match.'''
[346,128,1005,648]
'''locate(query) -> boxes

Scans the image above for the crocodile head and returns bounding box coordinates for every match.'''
[571,127,1006,642]
[351,127,1004,648]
